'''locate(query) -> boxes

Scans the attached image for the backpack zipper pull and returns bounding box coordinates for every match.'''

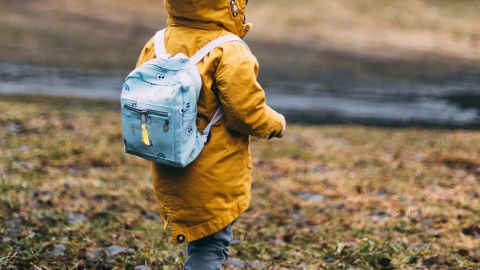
[141,113,151,146]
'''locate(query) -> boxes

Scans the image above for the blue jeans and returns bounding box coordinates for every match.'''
[184,224,233,270]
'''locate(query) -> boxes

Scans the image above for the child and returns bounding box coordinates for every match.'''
[135,0,286,269]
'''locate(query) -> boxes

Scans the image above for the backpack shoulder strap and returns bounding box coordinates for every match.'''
[190,34,248,65]
[154,29,248,62]
[195,35,248,143]
[200,107,224,143]
[152,30,248,143]
[153,28,167,57]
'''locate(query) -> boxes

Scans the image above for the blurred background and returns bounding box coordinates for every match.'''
[1,0,479,127]
[1,1,480,269]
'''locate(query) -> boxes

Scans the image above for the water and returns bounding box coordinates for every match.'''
[0,63,479,127]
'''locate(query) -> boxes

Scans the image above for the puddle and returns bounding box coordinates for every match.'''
[0,63,479,127]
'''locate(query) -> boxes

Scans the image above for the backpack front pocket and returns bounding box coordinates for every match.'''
[122,104,175,162]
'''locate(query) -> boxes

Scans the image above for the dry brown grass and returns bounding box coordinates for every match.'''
[1,0,480,70]
[1,95,479,269]
[249,0,480,61]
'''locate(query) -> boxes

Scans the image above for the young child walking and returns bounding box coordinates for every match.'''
[135,0,286,269]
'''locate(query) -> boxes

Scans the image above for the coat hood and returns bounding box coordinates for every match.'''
[164,0,251,37]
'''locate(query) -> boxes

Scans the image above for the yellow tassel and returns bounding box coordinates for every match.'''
[141,123,150,146]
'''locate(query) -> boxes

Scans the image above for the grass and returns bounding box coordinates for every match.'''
[1,0,480,71]
[0,94,479,269]
[250,0,480,61]
[0,0,165,71]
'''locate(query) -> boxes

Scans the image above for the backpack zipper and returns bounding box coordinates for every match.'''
[123,104,169,118]
[124,104,170,146]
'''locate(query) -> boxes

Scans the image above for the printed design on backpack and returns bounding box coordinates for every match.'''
[120,28,248,167]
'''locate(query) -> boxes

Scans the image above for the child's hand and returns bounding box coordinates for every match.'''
[276,114,287,138]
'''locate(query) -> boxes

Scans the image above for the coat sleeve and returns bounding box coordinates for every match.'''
[215,42,284,139]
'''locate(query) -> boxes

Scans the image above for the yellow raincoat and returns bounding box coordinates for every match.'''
[136,0,284,244]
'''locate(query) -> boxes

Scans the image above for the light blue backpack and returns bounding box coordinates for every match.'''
[121,29,246,167]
